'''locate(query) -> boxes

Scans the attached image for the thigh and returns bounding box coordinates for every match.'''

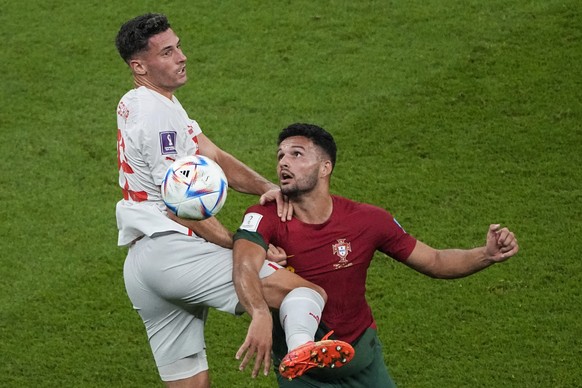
[123,233,238,367]
[138,233,240,313]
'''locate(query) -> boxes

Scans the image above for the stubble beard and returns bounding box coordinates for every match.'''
[280,172,318,200]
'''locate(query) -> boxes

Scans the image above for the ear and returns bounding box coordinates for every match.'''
[320,160,333,177]
[129,58,147,75]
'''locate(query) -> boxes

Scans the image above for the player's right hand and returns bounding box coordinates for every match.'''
[235,311,273,378]
[260,188,293,221]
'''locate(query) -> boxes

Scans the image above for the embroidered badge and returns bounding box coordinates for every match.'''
[240,212,263,233]
[117,101,129,120]
[332,239,353,269]
[160,131,177,155]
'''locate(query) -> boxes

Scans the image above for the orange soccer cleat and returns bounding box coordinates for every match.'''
[279,331,355,380]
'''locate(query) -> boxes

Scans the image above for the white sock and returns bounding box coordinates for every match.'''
[279,287,325,351]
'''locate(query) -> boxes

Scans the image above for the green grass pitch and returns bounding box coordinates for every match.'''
[0,1,580,387]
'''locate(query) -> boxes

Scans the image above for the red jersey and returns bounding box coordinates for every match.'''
[238,195,417,343]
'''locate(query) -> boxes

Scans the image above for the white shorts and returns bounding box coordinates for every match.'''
[123,232,280,378]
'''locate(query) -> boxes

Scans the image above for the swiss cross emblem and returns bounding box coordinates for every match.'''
[332,239,353,269]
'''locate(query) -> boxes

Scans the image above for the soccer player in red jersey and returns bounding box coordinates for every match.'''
[232,123,519,387]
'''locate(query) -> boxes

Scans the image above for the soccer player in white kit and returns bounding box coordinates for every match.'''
[115,13,352,387]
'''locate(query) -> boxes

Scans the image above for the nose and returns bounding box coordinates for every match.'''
[278,155,289,167]
[177,48,187,62]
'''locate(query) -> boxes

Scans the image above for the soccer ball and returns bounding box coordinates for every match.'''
[161,155,228,220]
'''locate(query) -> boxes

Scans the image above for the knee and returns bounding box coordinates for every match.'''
[282,281,327,304]
[311,284,327,304]
[262,270,328,308]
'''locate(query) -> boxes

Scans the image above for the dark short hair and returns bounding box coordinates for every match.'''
[115,13,171,63]
[278,123,337,169]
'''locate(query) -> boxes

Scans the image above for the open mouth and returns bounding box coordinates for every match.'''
[280,170,293,183]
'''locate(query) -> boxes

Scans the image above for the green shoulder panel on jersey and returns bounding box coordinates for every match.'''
[233,229,269,250]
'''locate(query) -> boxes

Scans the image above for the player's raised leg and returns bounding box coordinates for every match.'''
[259,263,355,380]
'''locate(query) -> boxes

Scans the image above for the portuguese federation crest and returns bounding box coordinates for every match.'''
[332,239,353,269]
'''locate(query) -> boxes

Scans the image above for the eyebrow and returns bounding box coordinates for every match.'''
[159,38,180,54]
[277,145,306,154]
[277,145,305,151]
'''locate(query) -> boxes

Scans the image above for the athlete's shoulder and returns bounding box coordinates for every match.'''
[119,86,146,105]
[332,195,388,216]
[238,202,280,238]
[245,201,278,217]
[118,88,143,121]
[120,86,165,112]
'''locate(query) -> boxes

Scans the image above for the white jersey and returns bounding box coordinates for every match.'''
[116,86,202,246]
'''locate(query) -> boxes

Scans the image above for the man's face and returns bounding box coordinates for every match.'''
[133,28,187,94]
[277,136,325,198]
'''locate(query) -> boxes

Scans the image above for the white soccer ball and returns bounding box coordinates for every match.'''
[161,155,228,220]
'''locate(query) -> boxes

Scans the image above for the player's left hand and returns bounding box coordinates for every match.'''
[235,311,273,378]
[260,188,293,221]
[266,244,288,266]
[485,224,519,262]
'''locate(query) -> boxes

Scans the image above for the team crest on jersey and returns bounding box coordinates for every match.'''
[117,101,129,120]
[332,239,353,269]
[160,131,177,155]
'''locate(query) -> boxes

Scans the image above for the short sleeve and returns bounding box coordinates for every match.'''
[363,204,416,261]
[236,203,280,247]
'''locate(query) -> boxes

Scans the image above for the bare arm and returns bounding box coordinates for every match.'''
[198,133,275,194]
[405,224,519,279]
[198,133,292,220]
[232,238,273,378]
[166,211,233,248]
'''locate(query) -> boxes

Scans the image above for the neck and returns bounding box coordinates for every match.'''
[291,191,333,225]
[134,77,174,100]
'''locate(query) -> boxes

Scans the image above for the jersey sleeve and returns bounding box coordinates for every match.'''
[234,203,279,249]
[367,205,417,261]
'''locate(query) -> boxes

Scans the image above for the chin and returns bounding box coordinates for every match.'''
[281,189,298,199]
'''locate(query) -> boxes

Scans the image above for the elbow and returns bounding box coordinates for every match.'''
[416,252,457,280]
[423,266,468,280]
[418,267,450,279]
[429,272,457,280]
[423,271,443,279]
[420,261,462,279]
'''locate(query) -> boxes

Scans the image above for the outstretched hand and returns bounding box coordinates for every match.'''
[235,311,273,378]
[485,224,519,262]
[260,188,293,221]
